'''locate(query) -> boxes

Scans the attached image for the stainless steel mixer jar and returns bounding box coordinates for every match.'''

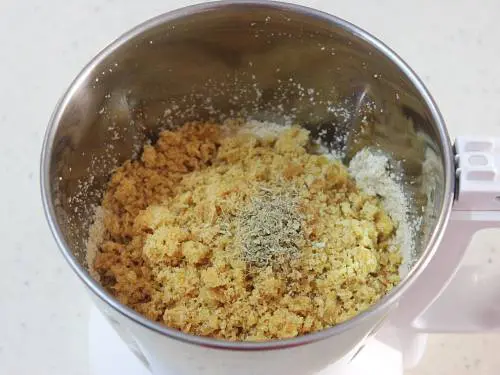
[40,2,500,374]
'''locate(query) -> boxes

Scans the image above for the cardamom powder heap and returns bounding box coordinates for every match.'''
[236,189,303,268]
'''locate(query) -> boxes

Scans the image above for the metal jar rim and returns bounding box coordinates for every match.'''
[40,0,455,351]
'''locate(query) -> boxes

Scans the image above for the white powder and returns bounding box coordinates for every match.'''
[313,141,343,161]
[239,119,291,139]
[241,120,344,161]
[348,148,415,275]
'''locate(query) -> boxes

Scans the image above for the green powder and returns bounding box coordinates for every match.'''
[236,189,303,268]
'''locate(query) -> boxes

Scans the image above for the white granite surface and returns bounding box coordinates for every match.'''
[1,0,499,374]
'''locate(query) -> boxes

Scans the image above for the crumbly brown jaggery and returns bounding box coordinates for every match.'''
[93,121,402,341]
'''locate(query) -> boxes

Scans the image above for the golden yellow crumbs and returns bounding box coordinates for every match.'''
[93,121,402,341]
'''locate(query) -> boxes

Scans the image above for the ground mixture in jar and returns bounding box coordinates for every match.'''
[90,120,402,341]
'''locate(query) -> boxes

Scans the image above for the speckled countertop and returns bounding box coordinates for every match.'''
[1,1,499,374]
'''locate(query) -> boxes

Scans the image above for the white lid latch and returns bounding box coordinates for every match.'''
[454,136,500,211]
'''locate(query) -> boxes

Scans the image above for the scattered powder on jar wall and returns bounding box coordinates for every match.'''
[85,206,105,281]
[86,120,407,341]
